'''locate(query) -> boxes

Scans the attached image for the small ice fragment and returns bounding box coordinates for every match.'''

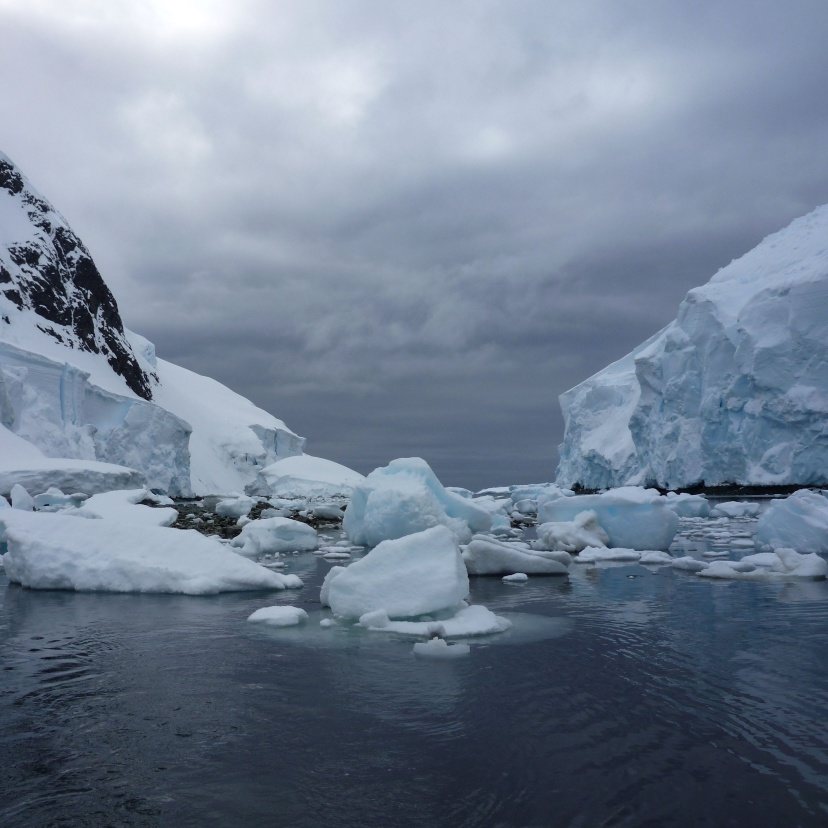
[413,639,471,659]
[502,572,528,583]
[247,605,308,626]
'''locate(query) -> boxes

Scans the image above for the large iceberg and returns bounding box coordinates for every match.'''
[343,457,492,547]
[755,490,828,553]
[324,526,469,620]
[537,487,678,550]
[557,206,828,490]
[0,510,301,594]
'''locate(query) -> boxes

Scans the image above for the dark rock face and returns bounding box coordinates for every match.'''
[0,154,154,399]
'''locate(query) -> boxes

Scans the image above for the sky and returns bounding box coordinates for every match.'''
[2,0,828,489]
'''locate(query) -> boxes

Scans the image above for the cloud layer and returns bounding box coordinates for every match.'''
[3,0,828,487]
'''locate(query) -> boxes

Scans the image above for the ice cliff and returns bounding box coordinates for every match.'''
[0,152,304,495]
[557,206,828,490]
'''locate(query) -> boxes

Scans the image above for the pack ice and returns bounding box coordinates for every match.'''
[0,151,305,496]
[343,458,492,547]
[557,205,828,490]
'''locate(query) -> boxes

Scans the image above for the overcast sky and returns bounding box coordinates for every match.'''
[2,0,828,488]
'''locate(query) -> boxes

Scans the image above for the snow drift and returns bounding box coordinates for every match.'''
[557,206,828,490]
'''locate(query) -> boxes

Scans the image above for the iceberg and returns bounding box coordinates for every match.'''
[0,510,302,594]
[343,457,491,547]
[755,490,828,553]
[535,510,609,552]
[246,454,364,499]
[324,526,469,620]
[537,487,678,550]
[557,205,828,490]
[462,535,570,575]
[231,516,318,557]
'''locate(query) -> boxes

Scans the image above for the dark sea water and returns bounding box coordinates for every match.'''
[2,518,828,827]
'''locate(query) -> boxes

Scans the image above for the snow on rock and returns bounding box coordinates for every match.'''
[247,606,309,627]
[0,510,301,594]
[462,535,570,575]
[537,487,678,550]
[557,205,828,490]
[246,454,364,499]
[82,488,178,528]
[231,516,318,557]
[535,510,609,552]
[215,495,256,519]
[755,490,828,553]
[325,526,469,620]
[0,152,307,497]
[343,458,492,547]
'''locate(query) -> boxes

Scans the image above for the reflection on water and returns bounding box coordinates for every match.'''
[1,518,828,827]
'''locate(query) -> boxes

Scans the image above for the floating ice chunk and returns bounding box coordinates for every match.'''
[575,547,641,563]
[639,550,674,564]
[413,639,471,659]
[671,556,709,572]
[0,494,9,509]
[512,499,537,516]
[309,503,345,521]
[502,572,528,583]
[320,565,346,608]
[755,490,828,553]
[698,560,758,578]
[343,458,491,547]
[665,492,710,518]
[82,488,178,528]
[535,510,609,552]
[711,501,761,518]
[537,487,678,550]
[366,604,511,638]
[215,495,256,518]
[247,605,309,626]
[10,484,33,511]
[323,551,351,560]
[246,454,365,499]
[0,510,301,594]
[462,535,570,575]
[319,618,335,628]
[231,516,318,557]
[326,525,469,620]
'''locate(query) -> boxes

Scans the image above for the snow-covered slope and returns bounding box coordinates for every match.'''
[557,206,828,490]
[0,152,304,495]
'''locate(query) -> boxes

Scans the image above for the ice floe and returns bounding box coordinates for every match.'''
[247,606,309,626]
[756,490,828,553]
[231,516,318,557]
[462,535,570,575]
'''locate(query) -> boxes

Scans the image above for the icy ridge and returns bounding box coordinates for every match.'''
[557,206,828,490]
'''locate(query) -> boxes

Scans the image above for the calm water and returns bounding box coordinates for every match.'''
[2,518,828,827]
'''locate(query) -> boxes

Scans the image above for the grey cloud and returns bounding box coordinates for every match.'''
[2,0,828,488]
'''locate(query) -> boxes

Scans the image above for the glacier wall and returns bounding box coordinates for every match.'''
[557,205,828,490]
[0,341,192,495]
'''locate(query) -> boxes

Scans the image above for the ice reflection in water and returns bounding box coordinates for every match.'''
[1,513,827,827]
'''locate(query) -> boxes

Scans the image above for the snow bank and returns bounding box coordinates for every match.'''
[246,454,364,498]
[557,205,828,490]
[462,535,570,575]
[537,487,678,550]
[231,516,318,557]
[343,457,491,547]
[325,526,469,619]
[755,490,828,553]
[0,510,301,594]
[535,510,609,552]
